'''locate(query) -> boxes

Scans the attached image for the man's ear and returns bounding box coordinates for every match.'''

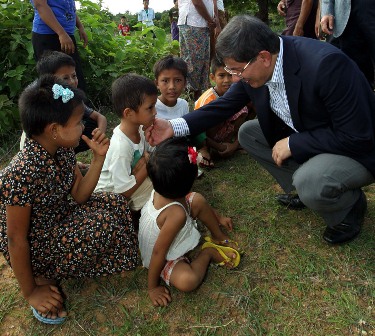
[259,50,273,67]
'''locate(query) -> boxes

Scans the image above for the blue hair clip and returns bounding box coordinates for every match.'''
[52,84,74,103]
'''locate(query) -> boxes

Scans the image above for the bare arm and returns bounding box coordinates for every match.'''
[315,0,321,38]
[90,111,107,134]
[192,0,216,29]
[147,206,186,306]
[76,14,88,48]
[7,206,64,314]
[294,0,314,36]
[33,0,75,54]
[213,0,221,37]
[121,152,149,198]
[70,129,109,203]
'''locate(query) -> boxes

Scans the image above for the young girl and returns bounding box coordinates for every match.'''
[138,137,242,307]
[0,75,138,324]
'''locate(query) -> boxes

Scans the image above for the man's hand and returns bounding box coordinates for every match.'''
[144,118,174,146]
[272,137,292,166]
[320,15,334,35]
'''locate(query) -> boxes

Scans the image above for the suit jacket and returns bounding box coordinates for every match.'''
[184,36,375,177]
[321,0,351,37]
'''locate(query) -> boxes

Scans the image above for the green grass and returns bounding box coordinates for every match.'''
[0,111,374,335]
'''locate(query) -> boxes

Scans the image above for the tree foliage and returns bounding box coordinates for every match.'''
[0,0,284,137]
[0,0,178,137]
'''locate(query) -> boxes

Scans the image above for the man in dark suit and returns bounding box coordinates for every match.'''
[146,15,375,244]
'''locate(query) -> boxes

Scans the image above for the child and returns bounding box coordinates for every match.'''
[154,55,204,177]
[95,74,156,214]
[138,137,242,307]
[195,57,249,160]
[19,51,107,159]
[0,75,138,324]
[118,16,130,36]
[154,55,189,120]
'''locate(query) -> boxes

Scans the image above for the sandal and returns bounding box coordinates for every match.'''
[201,241,241,268]
[199,156,214,169]
[31,306,66,325]
[204,236,245,255]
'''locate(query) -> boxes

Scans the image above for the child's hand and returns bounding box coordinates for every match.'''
[148,286,171,307]
[218,215,233,232]
[27,285,65,317]
[131,152,150,175]
[82,128,109,157]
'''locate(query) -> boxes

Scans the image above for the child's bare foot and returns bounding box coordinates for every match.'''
[207,236,244,255]
[201,245,239,269]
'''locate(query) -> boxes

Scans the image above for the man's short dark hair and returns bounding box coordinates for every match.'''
[216,15,280,63]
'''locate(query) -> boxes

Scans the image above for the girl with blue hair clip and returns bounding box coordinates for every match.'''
[0,75,139,324]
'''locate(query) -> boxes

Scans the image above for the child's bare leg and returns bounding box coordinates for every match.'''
[169,248,234,291]
[189,193,230,242]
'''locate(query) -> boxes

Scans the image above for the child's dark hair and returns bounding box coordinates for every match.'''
[147,137,198,199]
[121,15,126,19]
[36,50,76,76]
[112,73,158,117]
[153,55,188,80]
[210,57,225,76]
[19,74,85,138]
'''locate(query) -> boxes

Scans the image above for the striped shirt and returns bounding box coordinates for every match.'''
[265,38,297,132]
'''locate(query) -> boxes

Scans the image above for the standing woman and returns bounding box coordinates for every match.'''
[30,0,88,91]
[178,0,217,101]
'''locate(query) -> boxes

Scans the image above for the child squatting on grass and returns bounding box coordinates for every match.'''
[0,75,138,324]
[138,137,243,307]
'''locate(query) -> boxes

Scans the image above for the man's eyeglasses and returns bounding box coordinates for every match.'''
[224,54,258,80]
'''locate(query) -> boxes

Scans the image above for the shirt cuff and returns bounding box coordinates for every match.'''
[169,118,190,137]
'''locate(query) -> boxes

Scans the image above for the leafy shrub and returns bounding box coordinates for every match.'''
[0,0,178,139]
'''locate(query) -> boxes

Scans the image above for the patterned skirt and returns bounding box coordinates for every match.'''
[3,192,139,280]
[179,25,210,91]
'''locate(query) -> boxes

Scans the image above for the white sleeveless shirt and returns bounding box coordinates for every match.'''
[139,190,201,268]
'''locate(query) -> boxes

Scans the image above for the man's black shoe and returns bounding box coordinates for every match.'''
[323,191,367,244]
[276,193,306,210]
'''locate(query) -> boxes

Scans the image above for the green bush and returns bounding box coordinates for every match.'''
[0,0,178,138]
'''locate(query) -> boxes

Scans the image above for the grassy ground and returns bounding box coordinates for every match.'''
[0,111,374,335]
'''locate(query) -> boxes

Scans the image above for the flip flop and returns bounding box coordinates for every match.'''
[204,236,245,255]
[199,156,214,169]
[31,306,67,325]
[201,241,241,268]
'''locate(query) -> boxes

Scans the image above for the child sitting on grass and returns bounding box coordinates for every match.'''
[0,75,138,325]
[20,51,107,159]
[195,57,249,161]
[95,74,156,216]
[138,137,242,307]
